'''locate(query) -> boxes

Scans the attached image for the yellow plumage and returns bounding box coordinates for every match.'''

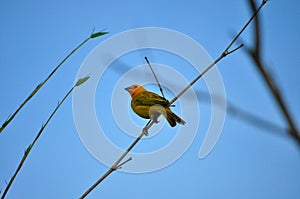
[125,84,185,127]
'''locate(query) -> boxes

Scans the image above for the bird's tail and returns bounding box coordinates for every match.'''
[149,105,185,127]
[166,109,186,127]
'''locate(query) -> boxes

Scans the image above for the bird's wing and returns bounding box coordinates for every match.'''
[133,91,169,106]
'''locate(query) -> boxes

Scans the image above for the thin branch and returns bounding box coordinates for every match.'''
[117,157,133,169]
[228,103,287,136]
[144,57,165,98]
[246,0,300,146]
[0,76,90,199]
[0,31,108,133]
[224,0,267,54]
[79,121,154,199]
[79,1,268,198]
[227,44,244,55]
[170,0,267,105]
[197,91,286,136]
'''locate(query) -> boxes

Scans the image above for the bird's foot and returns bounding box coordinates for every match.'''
[143,127,149,136]
[150,115,160,124]
[153,118,159,124]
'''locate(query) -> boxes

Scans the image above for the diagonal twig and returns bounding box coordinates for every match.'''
[169,0,267,105]
[197,91,286,136]
[79,1,268,198]
[0,31,108,133]
[79,120,154,199]
[0,76,90,199]
[144,57,166,98]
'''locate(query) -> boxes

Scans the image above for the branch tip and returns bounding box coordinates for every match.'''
[75,76,90,87]
[0,29,99,134]
[144,57,166,98]
[227,44,244,55]
[91,26,96,35]
[117,157,133,169]
[90,30,109,39]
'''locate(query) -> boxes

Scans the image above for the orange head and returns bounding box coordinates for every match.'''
[125,84,146,98]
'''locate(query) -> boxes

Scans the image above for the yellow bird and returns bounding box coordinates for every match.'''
[125,84,185,127]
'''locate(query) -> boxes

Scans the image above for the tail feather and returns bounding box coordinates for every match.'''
[149,105,185,127]
[166,110,186,127]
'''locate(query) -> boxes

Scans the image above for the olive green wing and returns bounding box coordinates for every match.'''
[132,91,169,107]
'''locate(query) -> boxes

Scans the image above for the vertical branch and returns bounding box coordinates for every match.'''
[0,31,108,133]
[0,76,90,199]
[246,0,300,146]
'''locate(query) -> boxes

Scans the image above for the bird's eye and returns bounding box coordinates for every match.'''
[133,85,138,88]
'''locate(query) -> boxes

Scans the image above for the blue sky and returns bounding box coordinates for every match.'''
[1,0,299,198]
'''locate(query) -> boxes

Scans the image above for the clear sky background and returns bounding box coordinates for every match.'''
[1,0,299,198]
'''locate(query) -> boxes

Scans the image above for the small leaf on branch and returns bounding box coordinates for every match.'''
[91,31,109,38]
[75,76,90,87]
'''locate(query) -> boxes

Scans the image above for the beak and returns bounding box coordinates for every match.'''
[124,86,131,92]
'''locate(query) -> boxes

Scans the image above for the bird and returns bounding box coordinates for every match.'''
[125,84,185,127]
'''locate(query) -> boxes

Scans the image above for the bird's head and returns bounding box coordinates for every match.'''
[125,84,146,98]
